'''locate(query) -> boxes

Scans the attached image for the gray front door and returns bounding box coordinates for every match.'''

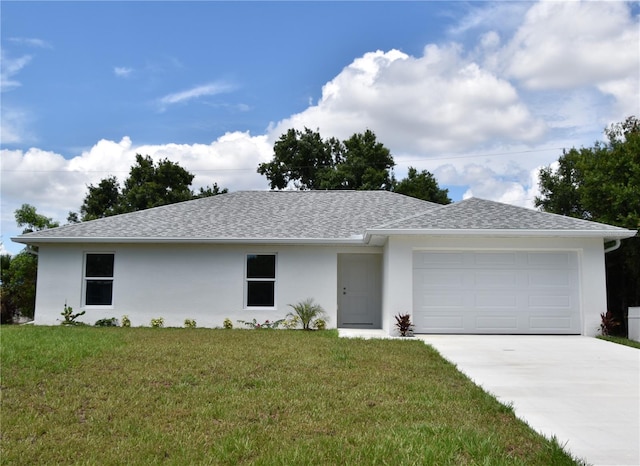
[338,254,382,328]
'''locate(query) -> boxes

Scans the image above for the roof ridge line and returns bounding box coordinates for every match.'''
[372,200,454,229]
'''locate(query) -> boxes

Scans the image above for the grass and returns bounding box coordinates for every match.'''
[1,326,581,465]
[597,335,640,349]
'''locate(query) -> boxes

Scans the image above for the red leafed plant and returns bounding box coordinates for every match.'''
[599,311,621,336]
[394,313,414,337]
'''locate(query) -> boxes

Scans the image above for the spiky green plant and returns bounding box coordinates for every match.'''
[287,298,326,330]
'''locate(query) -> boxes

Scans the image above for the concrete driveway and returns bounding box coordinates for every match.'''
[417,335,639,466]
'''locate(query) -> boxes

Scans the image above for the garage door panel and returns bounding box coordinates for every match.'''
[415,269,464,287]
[474,252,517,266]
[413,251,580,334]
[529,294,572,308]
[526,252,573,267]
[419,315,464,330]
[415,252,464,267]
[474,293,517,308]
[475,316,518,330]
[418,293,465,307]
[529,316,573,330]
[474,271,517,287]
[528,270,572,287]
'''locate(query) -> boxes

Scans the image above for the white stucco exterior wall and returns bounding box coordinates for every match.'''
[33,243,374,328]
[381,235,609,337]
[33,236,609,336]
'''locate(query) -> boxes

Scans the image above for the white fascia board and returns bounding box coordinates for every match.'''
[364,228,637,243]
[11,236,368,246]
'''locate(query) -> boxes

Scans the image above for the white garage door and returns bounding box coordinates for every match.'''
[413,251,581,334]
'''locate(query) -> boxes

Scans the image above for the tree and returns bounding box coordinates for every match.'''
[121,154,195,212]
[77,154,227,220]
[194,183,229,199]
[336,130,396,190]
[80,176,122,221]
[257,128,338,190]
[535,116,640,334]
[15,204,60,234]
[393,167,451,204]
[1,252,38,322]
[258,128,395,191]
[2,204,59,323]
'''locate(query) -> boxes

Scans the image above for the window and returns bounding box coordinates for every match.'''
[84,253,114,306]
[246,254,276,307]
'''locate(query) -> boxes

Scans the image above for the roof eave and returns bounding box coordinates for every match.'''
[364,228,637,242]
[10,236,368,247]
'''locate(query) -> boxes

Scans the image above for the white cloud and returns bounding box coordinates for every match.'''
[270,46,547,155]
[501,1,639,99]
[1,133,273,254]
[9,37,52,49]
[114,66,133,77]
[0,107,32,145]
[0,50,32,92]
[157,81,236,109]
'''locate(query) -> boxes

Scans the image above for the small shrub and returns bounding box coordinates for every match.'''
[237,318,284,329]
[283,315,300,329]
[313,318,327,330]
[60,303,86,326]
[184,318,196,329]
[394,313,414,337]
[150,317,164,328]
[121,315,131,327]
[223,318,233,329]
[600,311,621,336]
[287,298,327,330]
[95,317,118,327]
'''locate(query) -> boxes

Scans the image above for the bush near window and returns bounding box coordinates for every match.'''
[237,318,284,329]
[60,303,86,326]
[150,317,164,328]
[95,317,118,327]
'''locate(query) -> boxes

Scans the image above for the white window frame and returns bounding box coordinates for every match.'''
[83,252,115,308]
[244,253,277,309]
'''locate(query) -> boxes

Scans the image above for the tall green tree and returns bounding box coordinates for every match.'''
[77,154,227,221]
[393,167,451,204]
[257,128,339,190]
[15,204,60,234]
[535,116,640,334]
[258,128,395,191]
[122,154,195,211]
[80,176,122,221]
[2,204,59,323]
[337,130,395,190]
[259,128,453,204]
[1,252,38,322]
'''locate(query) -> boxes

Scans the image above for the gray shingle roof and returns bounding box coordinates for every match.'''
[375,197,632,233]
[14,192,634,245]
[14,191,440,243]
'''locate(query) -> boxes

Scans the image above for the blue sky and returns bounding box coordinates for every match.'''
[2,1,639,254]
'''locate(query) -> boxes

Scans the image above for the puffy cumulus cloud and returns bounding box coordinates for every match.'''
[270,46,547,155]
[501,1,639,103]
[1,132,273,253]
[433,161,542,209]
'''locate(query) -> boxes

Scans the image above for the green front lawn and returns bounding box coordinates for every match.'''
[1,326,580,465]
[597,335,640,349]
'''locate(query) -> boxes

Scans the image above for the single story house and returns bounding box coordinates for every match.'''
[13,190,636,335]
